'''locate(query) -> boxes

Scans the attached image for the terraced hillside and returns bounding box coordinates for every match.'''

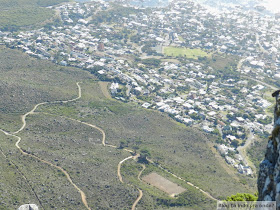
[0,46,256,209]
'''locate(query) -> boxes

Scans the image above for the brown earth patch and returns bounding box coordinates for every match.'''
[98,81,111,99]
[142,172,186,197]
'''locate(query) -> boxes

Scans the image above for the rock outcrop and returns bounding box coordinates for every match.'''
[258,90,280,207]
[18,204,39,210]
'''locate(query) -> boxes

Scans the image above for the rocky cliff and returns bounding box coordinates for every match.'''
[258,90,280,206]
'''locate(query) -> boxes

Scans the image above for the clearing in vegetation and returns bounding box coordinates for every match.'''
[142,172,186,197]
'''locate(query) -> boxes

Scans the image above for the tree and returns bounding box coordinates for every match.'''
[119,139,128,149]
[139,148,151,163]
[230,139,240,148]
[226,193,257,201]
[132,145,139,155]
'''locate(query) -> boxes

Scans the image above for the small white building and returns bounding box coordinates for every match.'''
[110,83,119,95]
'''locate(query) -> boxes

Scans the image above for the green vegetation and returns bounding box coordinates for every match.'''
[0,0,68,9]
[91,5,139,24]
[0,7,53,31]
[226,193,258,201]
[164,46,210,59]
[156,189,213,208]
[200,53,241,81]
[20,114,136,209]
[36,0,69,7]
[0,46,88,131]
[139,148,151,163]
[264,77,280,89]
[247,139,266,172]
[178,36,184,42]
[0,46,136,209]
[206,53,239,71]
[121,159,216,209]
[119,139,128,149]
[272,126,280,139]
[0,139,39,209]
[41,81,257,200]
[0,0,69,31]
[257,116,272,125]
[141,58,161,67]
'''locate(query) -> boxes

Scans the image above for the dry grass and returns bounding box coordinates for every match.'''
[142,172,186,196]
[98,81,111,99]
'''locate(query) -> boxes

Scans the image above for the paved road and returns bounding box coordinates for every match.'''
[241,75,278,90]
[236,127,256,171]
[256,33,269,54]
[237,58,245,71]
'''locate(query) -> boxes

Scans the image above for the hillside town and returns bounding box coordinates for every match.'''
[1,0,280,175]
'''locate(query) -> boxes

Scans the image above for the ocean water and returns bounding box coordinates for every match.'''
[74,0,280,12]
[194,0,280,15]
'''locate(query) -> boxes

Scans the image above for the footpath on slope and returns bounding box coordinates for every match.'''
[131,164,145,210]
[116,155,144,210]
[0,81,218,209]
[0,145,45,209]
[0,82,91,210]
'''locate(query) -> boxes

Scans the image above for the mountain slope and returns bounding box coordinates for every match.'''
[0,0,69,31]
[0,46,256,209]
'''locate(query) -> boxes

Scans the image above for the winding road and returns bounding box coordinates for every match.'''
[241,75,278,91]
[236,126,256,171]
[237,58,245,72]
[256,33,269,54]
[235,56,277,172]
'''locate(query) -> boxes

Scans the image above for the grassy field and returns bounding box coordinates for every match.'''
[206,53,239,71]
[164,47,210,59]
[263,89,276,116]
[0,46,257,209]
